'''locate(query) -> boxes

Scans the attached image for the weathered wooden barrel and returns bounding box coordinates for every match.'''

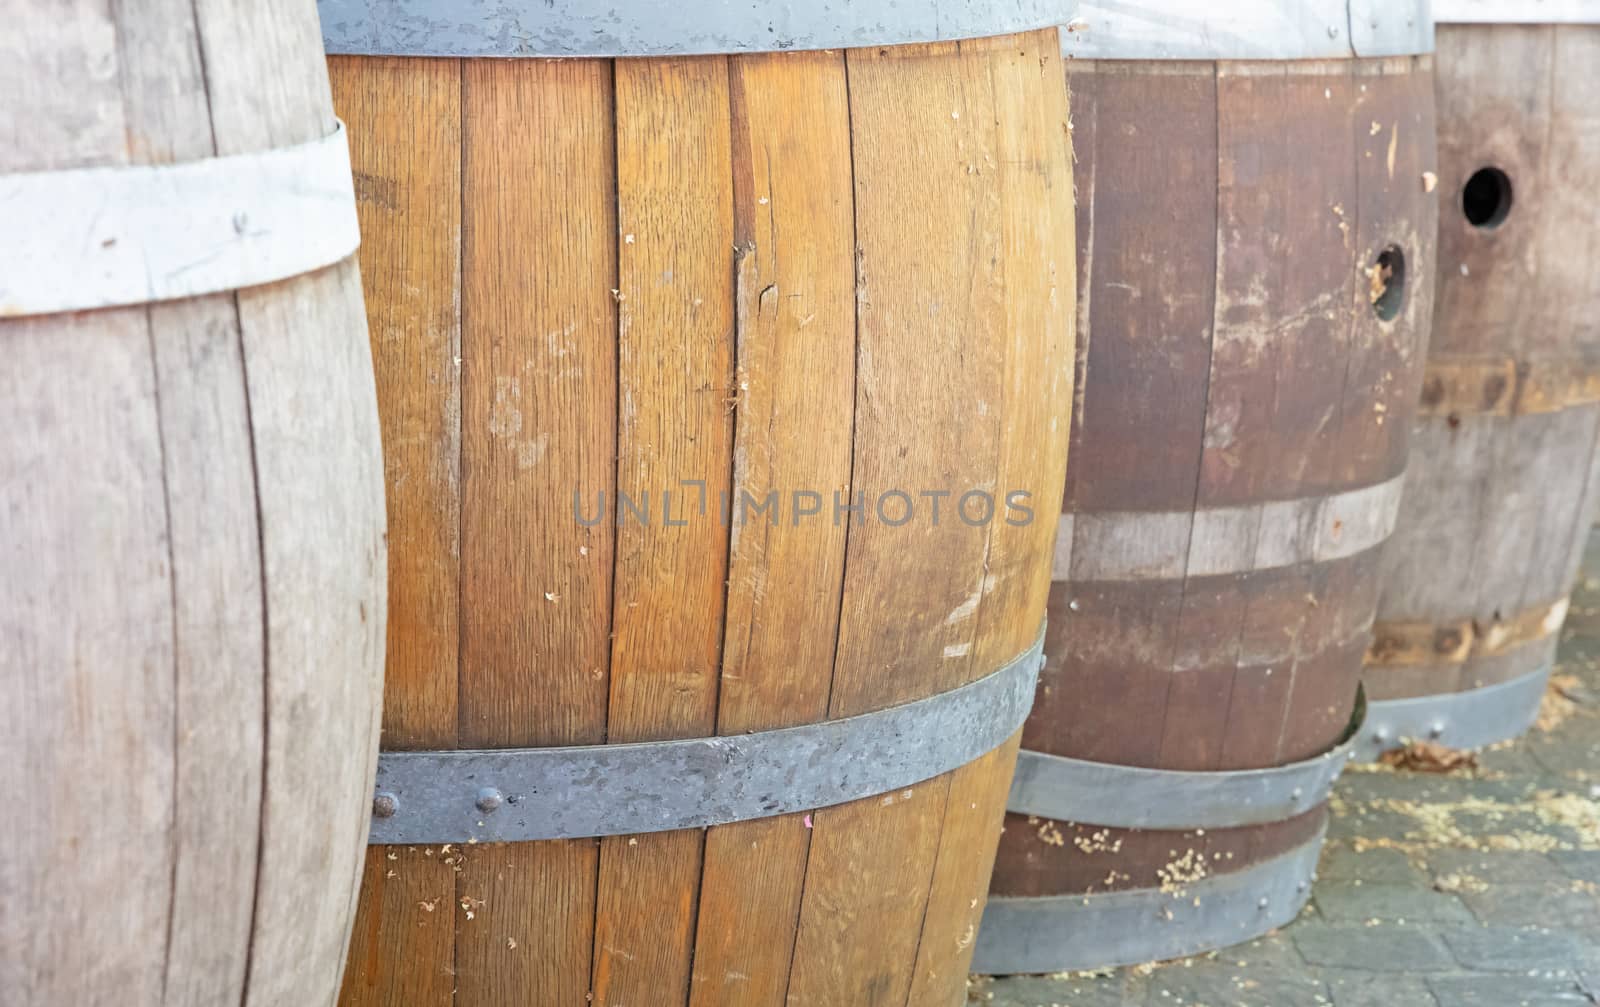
[0,1,386,1003]
[1365,4,1600,754]
[975,1,1439,973]
[322,2,1075,1002]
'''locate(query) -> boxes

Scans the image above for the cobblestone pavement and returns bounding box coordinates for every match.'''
[970,535,1600,1007]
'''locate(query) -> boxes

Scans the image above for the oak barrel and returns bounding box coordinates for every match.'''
[977,2,1439,973]
[323,3,1076,1003]
[0,0,386,1003]
[1366,6,1600,753]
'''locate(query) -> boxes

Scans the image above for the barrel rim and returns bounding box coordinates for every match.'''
[1355,660,1551,760]
[974,823,1325,974]
[317,0,1080,58]
[1435,0,1600,24]
[1057,0,1435,61]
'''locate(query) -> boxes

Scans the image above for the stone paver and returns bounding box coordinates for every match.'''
[1458,883,1600,930]
[1322,970,1438,1007]
[1311,880,1476,924]
[1439,926,1582,974]
[1427,975,1592,1006]
[1290,925,1455,971]
[973,536,1600,1007]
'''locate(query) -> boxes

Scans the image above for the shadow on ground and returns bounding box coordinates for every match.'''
[970,535,1600,1007]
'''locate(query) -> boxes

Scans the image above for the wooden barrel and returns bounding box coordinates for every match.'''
[1366,6,1600,753]
[976,2,1439,973]
[323,3,1076,1003]
[0,1,386,1003]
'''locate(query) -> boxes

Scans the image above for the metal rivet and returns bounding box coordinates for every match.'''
[1068,599,1081,612]
[373,792,398,819]
[476,787,505,813]
[1297,881,1309,892]
[1290,787,1304,801]
[1257,897,1270,910]
[1428,722,1446,738]
[1372,728,1390,743]
[1327,24,1340,37]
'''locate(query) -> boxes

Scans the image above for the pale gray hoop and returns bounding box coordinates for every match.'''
[1058,0,1434,60]
[1055,473,1405,583]
[973,823,1325,974]
[0,123,358,319]
[1355,662,1551,761]
[368,628,1043,844]
[319,0,1080,57]
[1435,0,1600,23]
[1008,713,1360,831]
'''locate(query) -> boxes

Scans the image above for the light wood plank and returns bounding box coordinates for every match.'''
[455,57,617,1007]
[592,54,736,1007]
[688,49,855,1007]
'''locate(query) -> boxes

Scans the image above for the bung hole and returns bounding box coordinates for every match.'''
[1368,245,1407,322]
[1463,167,1513,229]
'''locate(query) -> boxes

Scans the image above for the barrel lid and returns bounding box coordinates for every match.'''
[1435,0,1600,23]
[319,0,1082,58]
[1057,0,1434,60]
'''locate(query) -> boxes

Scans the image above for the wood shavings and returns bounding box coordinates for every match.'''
[1378,740,1478,774]
[1433,872,1488,894]
[1365,259,1393,305]
[1157,849,1207,894]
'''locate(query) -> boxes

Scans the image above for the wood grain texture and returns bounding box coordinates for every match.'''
[592,55,736,1007]
[787,38,1006,1005]
[329,54,461,1007]
[456,57,617,1007]
[688,49,855,1007]
[1373,26,1600,703]
[2,1,384,1004]
[997,55,1435,919]
[335,29,1071,1007]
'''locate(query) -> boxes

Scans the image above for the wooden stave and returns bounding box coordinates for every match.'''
[330,31,1074,1007]
[0,0,386,1004]
[987,54,1437,931]
[1369,23,1600,710]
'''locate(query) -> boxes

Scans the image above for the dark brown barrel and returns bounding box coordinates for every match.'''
[977,3,1439,973]
[323,5,1077,1003]
[0,0,386,1002]
[1367,13,1600,753]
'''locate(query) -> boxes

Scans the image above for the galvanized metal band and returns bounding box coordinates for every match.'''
[1368,597,1568,667]
[319,0,1079,57]
[1054,473,1405,582]
[1355,660,1552,760]
[368,628,1044,844]
[0,123,359,319]
[972,823,1325,974]
[1058,0,1434,60]
[1436,0,1600,24]
[1009,695,1361,830]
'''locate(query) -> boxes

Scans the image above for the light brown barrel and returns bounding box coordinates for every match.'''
[979,4,1439,973]
[325,14,1075,1007]
[0,0,387,1004]
[1367,14,1600,751]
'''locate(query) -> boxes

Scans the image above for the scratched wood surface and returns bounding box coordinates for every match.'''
[332,28,1071,1007]
[0,1,386,1005]
[1372,26,1600,703]
[991,55,1436,919]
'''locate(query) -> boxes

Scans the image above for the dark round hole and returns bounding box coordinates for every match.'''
[1370,245,1407,322]
[1462,167,1513,229]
